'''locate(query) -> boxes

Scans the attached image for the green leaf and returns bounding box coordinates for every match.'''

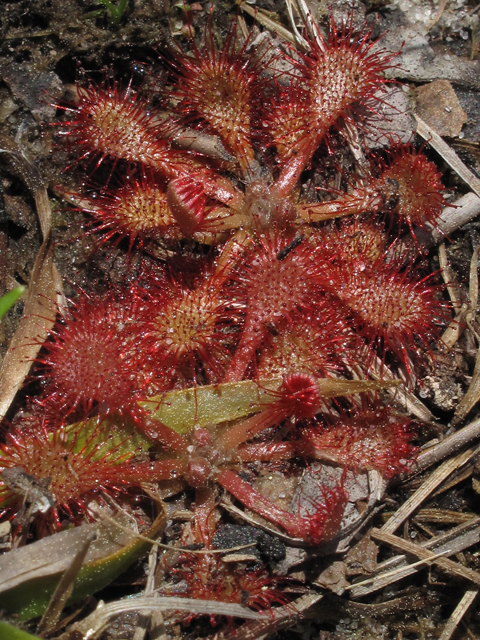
[62,417,151,462]
[0,510,165,620]
[95,0,128,24]
[0,622,41,640]
[142,379,280,435]
[0,286,25,320]
[142,377,398,435]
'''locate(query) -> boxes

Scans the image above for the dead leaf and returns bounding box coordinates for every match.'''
[0,133,50,236]
[0,509,140,594]
[314,560,349,594]
[0,133,64,420]
[415,80,468,138]
[344,534,378,576]
[0,237,60,420]
[36,530,97,636]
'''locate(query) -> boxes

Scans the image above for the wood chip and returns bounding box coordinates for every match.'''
[415,80,468,138]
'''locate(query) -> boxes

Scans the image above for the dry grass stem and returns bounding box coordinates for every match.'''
[372,528,480,587]
[441,302,468,348]
[412,508,477,525]
[285,0,311,50]
[383,446,480,534]
[425,0,449,31]
[96,510,257,555]
[416,116,480,198]
[417,417,480,469]
[132,547,166,640]
[343,549,449,591]
[439,589,479,640]
[236,0,297,43]
[369,356,434,421]
[36,531,97,636]
[452,348,480,425]
[351,517,480,597]
[439,242,462,309]
[64,597,263,640]
[430,463,475,497]
[468,246,480,318]
[216,592,323,640]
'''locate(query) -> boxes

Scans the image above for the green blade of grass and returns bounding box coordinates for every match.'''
[96,0,128,23]
[0,286,26,320]
[0,622,41,640]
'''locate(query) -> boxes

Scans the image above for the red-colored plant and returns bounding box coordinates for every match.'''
[224,230,328,382]
[168,21,264,178]
[268,18,397,196]
[164,490,289,619]
[35,288,153,424]
[1,7,454,622]
[299,146,447,240]
[67,175,182,249]
[143,261,240,385]
[0,417,146,528]
[295,404,417,478]
[312,219,449,369]
[54,74,201,178]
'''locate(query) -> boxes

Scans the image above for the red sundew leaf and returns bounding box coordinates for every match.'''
[166,19,265,178]
[256,301,359,379]
[378,145,447,236]
[311,222,450,370]
[224,230,327,382]
[59,175,184,249]
[217,468,348,545]
[297,147,447,241]
[0,417,151,526]
[166,174,207,236]
[143,266,240,386]
[269,18,398,196]
[34,287,154,425]
[297,408,418,478]
[53,74,205,179]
